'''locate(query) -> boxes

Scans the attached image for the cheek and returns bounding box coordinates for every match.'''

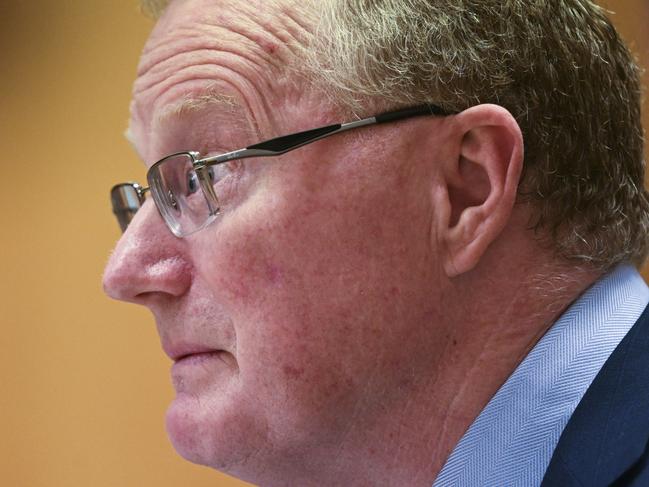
[205,224,365,426]
[191,164,432,435]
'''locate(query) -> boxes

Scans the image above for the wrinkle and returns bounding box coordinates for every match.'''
[139,21,289,80]
[239,10,312,59]
[132,1,317,160]
[206,18,294,69]
[135,43,270,96]
[328,374,376,477]
[138,26,279,77]
[137,63,260,101]
[134,68,266,141]
[141,45,271,87]
[133,49,282,145]
[280,2,316,41]
[436,276,548,461]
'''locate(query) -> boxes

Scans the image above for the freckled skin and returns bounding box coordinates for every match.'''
[105,0,448,483]
[103,0,595,485]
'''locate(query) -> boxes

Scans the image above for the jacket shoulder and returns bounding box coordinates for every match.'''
[542,304,649,487]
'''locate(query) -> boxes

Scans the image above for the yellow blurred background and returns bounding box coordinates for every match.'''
[0,1,646,486]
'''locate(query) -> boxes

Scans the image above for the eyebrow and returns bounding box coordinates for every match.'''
[124,90,259,155]
[158,91,258,136]
[158,91,240,121]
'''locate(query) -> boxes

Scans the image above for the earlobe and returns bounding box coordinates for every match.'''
[437,105,524,277]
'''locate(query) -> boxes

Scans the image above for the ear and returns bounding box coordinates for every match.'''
[432,104,524,277]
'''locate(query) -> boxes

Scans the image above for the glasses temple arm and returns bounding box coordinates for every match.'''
[199,104,451,165]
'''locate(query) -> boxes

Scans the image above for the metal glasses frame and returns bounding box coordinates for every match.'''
[111,103,452,237]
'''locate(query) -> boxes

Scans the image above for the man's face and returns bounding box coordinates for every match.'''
[104,0,447,481]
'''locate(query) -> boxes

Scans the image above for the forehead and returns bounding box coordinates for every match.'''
[129,0,314,162]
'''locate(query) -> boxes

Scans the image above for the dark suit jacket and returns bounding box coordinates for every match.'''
[541,303,649,486]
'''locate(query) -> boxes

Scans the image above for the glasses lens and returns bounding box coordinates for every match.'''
[147,153,218,237]
[111,183,143,232]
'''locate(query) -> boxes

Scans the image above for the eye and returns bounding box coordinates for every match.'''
[207,163,233,186]
[186,170,199,194]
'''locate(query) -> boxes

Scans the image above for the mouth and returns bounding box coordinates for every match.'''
[169,349,234,394]
[163,341,224,362]
[174,350,223,363]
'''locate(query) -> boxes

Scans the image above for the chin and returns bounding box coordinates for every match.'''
[165,394,268,474]
[166,396,218,466]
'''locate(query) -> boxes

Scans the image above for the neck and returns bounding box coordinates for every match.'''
[426,261,598,478]
[250,233,601,486]
[318,245,598,486]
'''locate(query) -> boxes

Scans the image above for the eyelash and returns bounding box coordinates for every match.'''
[188,159,242,199]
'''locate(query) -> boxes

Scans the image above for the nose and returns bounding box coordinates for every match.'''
[103,201,192,303]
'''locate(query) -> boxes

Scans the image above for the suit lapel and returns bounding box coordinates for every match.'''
[541,303,649,486]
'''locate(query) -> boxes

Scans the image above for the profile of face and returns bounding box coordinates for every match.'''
[103,0,471,483]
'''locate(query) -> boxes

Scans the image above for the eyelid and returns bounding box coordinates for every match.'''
[208,156,243,171]
[199,145,231,158]
[206,158,243,180]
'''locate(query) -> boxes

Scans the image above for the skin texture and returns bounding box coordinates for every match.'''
[103,0,599,485]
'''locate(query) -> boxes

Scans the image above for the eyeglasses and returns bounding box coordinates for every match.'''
[110,103,451,237]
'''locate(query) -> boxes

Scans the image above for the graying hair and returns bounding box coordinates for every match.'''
[140,0,168,17]
[140,0,649,269]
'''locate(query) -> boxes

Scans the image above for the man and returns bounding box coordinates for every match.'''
[103,0,649,485]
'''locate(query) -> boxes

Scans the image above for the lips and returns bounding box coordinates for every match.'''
[169,348,232,394]
[176,351,217,361]
[174,351,224,368]
[163,341,222,362]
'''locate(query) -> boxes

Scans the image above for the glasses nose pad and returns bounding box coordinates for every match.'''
[197,166,220,215]
[111,183,145,232]
[167,189,179,211]
[114,208,137,232]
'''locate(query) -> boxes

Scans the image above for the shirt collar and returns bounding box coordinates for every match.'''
[433,264,649,487]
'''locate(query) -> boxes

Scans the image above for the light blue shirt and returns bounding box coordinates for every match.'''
[433,264,649,487]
